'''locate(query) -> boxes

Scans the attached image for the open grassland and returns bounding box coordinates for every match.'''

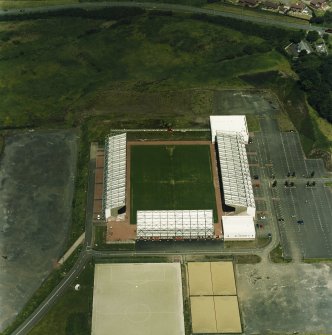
[27,260,94,335]
[0,0,207,9]
[0,0,78,9]
[0,12,293,128]
[130,145,217,223]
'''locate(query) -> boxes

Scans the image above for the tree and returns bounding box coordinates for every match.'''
[306,31,319,43]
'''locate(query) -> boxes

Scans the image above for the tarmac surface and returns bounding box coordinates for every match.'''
[236,262,332,334]
[255,118,332,259]
[0,130,77,331]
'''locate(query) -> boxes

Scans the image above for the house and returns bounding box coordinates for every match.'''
[279,4,289,13]
[264,1,279,9]
[297,40,312,54]
[239,0,260,6]
[289,2,306,11]
[310,0,327,8]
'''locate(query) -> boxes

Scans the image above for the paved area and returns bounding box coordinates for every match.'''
[58,232,85,265]
[253,117,332,259]
[92,263,185,335]
[236,262,332,334]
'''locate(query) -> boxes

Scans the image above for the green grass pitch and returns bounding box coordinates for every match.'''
[130,144,217,224]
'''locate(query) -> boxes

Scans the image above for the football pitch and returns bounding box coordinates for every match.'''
[130,144,217,224]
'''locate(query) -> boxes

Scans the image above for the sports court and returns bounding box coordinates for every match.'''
[129,144,217,224]
[187,262,241,334]
[191,296,242,334]
[188,261,236,296]
[92,263,185,335]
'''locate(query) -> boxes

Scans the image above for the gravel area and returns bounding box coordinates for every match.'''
[0,130,78,331]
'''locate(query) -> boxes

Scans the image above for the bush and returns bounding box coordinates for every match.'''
[306,31,319,43]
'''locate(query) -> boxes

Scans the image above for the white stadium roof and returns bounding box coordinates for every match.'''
[210,115,249,144]
[136,210,214,240]
[216,132,255,217]
[103,133,127,219]
[222,215,255,240]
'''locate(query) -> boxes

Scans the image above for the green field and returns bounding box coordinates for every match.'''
[130,144,217,223]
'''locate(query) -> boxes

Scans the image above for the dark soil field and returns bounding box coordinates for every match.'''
[0,130,77,331]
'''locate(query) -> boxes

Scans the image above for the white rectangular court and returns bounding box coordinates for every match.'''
[92,263,185,335]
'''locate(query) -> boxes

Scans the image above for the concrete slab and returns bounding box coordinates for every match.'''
[92,263,185,335]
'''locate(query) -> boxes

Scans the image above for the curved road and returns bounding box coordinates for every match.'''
[0,1,328,32]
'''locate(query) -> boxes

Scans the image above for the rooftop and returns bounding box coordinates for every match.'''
[216,132,255,211]
[136,210,214,239]
[210,115,249,144]
[103,133,126,219]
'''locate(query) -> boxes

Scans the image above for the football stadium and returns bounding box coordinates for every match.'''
[98,115,256,242]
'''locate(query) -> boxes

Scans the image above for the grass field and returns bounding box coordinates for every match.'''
[130,144,217,223]
[28,260,94,335]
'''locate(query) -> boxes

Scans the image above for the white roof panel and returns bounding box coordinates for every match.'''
[210,115,249,143]
[222,215,256,240]
[137,210,214,239]
[103,133,127,219]
[216,132,255,213]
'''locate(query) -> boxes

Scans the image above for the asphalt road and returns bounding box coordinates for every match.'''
[0,1,329,32]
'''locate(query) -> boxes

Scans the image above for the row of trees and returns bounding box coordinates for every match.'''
[293,54,332,123]
[310,10,332,25]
